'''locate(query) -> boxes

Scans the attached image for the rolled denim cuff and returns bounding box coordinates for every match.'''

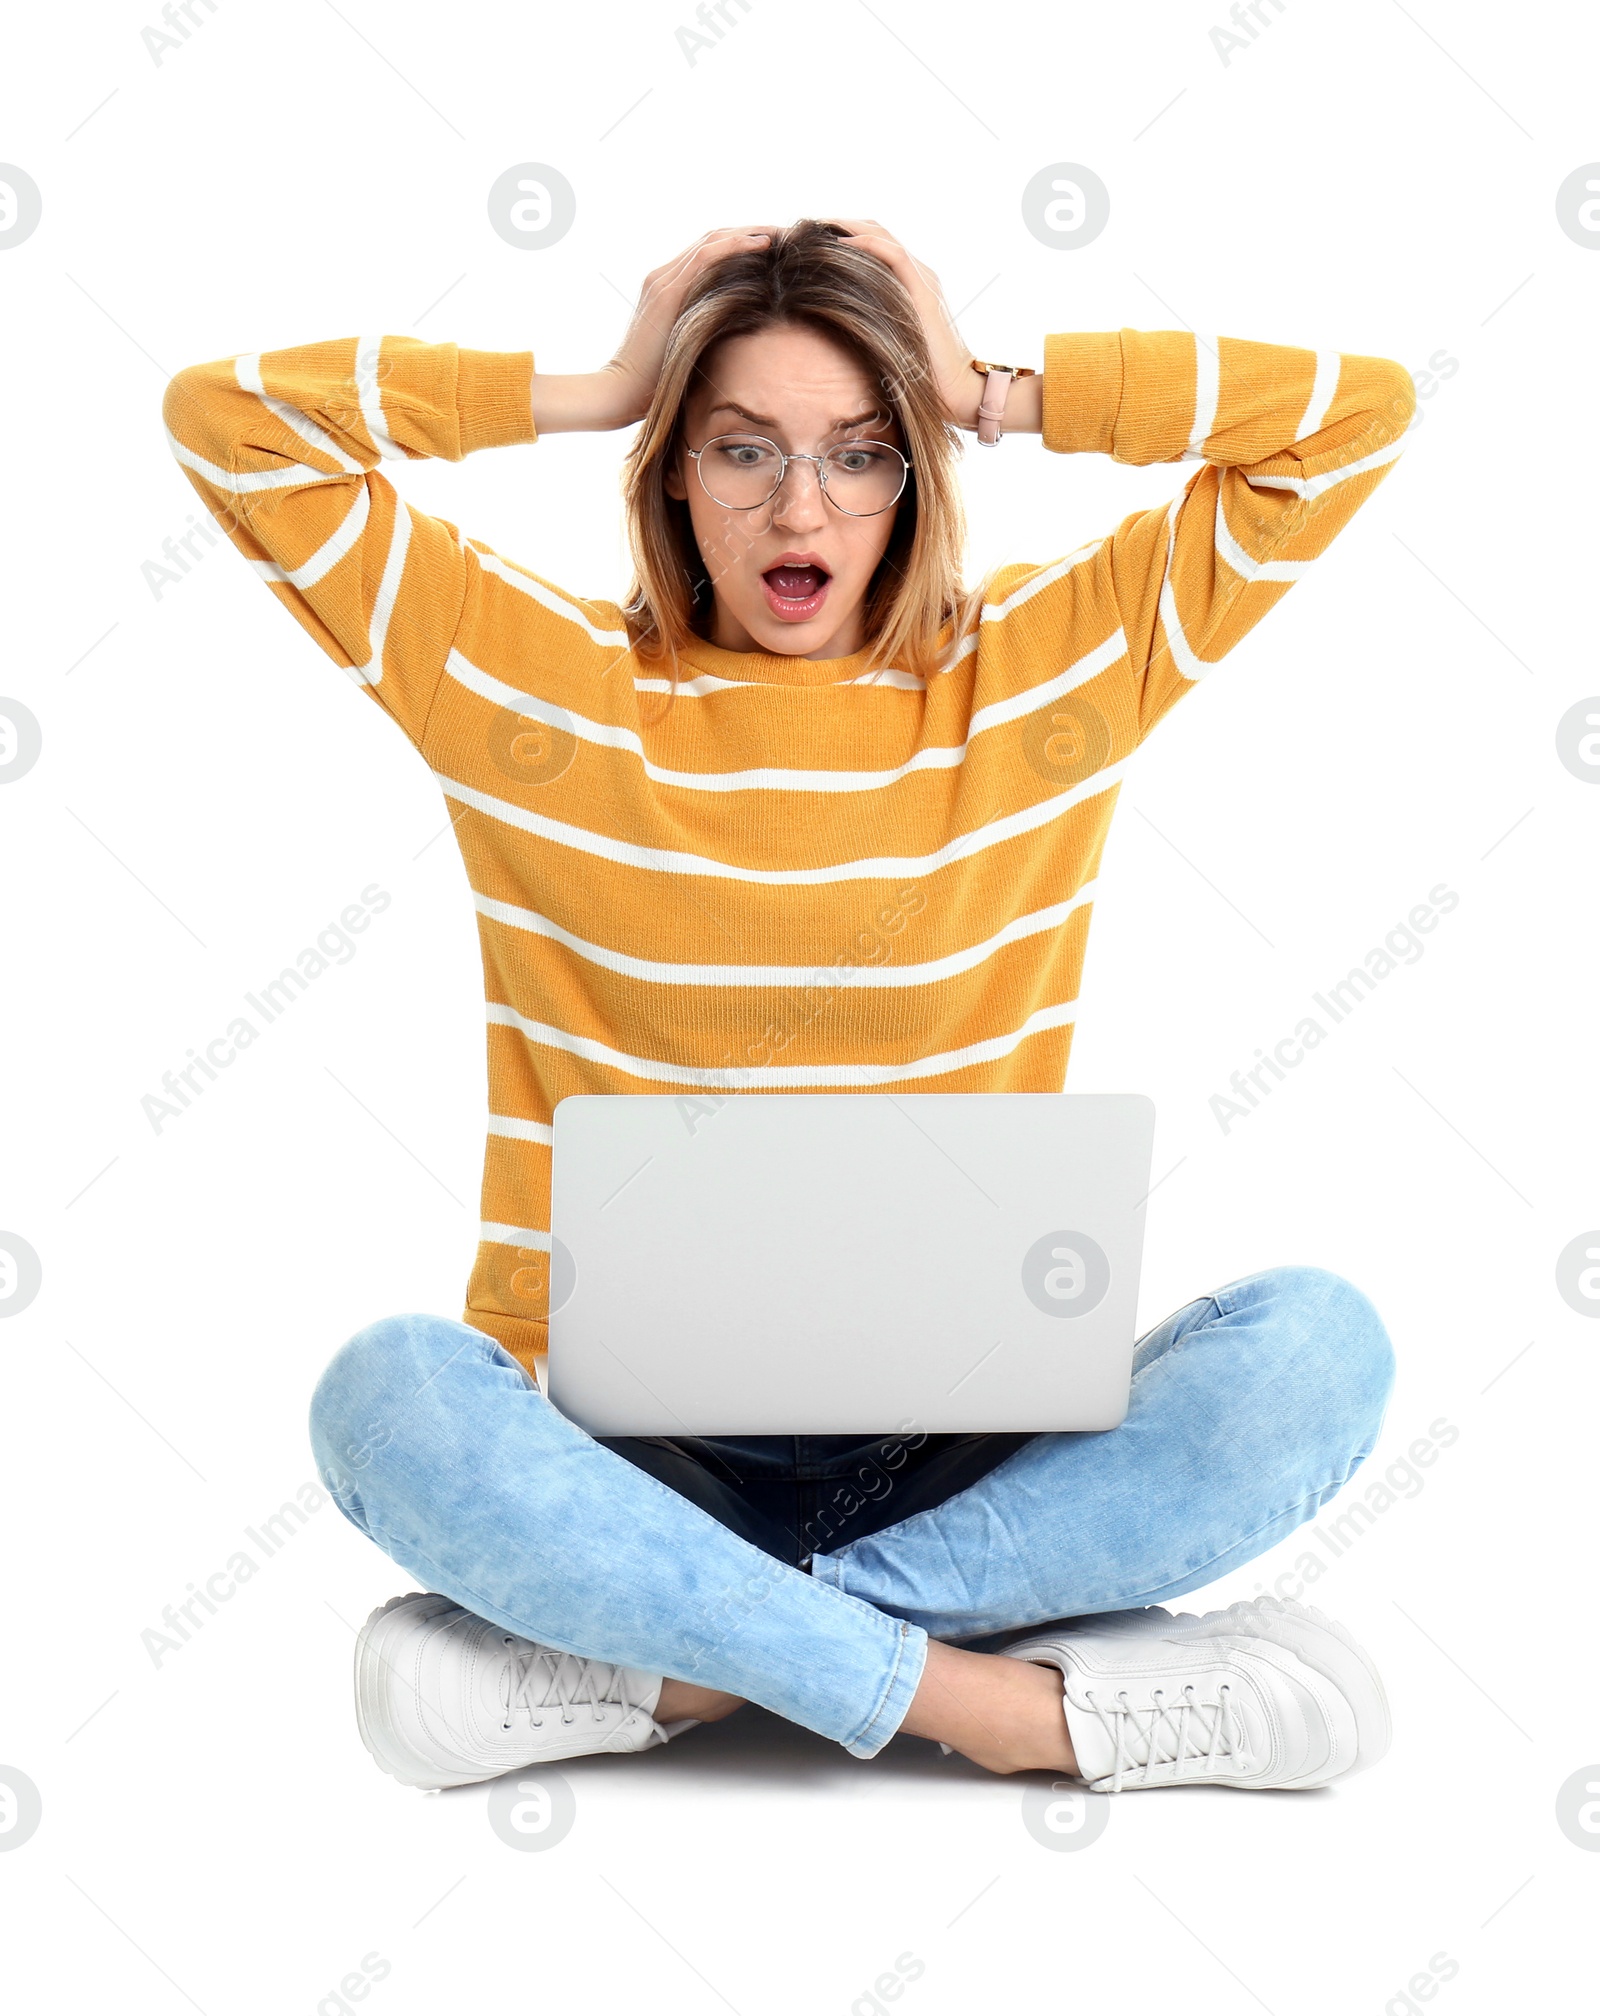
[839,1614,928,1759]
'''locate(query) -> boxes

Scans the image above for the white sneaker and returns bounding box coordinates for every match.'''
[1002,1595,1391,1793]
[354,1592,695,1790]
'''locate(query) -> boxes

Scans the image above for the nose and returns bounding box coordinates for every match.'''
[770,455,828,532]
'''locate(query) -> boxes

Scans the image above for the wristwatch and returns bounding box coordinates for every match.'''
[969,358,1038,445]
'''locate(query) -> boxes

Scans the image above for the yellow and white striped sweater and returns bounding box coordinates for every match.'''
[163,328,1414,1374]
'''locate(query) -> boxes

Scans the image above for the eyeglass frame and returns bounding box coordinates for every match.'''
[683,431,913,518]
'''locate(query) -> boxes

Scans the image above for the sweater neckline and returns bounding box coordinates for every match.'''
[676,634,882,689]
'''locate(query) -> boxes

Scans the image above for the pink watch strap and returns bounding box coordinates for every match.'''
[975,367,1014,446]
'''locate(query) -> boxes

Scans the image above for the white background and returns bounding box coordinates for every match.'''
[2,0,1596,2008]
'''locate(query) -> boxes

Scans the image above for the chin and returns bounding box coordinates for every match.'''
[743,602,855,656]
[757,626,828,655]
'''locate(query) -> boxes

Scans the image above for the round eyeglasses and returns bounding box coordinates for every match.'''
[685,433,912,517]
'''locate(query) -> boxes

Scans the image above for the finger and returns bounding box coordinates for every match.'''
[658,227,771,277]
[645,232,769,303]
[700,228,775,255]
[833,232,899,260]
[674,233,770,288]
[698,226,779,252]
[677,228,773,275]
[824,222,913,271]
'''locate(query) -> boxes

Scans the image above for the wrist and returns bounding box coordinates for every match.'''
[530,367,649,434]
[950,367,987,432]
[592,362,653,429]
[962,359,1043,440]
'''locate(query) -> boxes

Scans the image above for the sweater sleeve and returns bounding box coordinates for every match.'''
[1038,328,1416,741]
[161,336,536,749]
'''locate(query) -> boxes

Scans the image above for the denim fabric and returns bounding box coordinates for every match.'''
[309,1264,1393,1758]
[590,1424,1038,1570]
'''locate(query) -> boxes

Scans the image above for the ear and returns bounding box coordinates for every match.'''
[663,451,687,502]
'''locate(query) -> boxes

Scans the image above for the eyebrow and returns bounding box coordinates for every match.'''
[706,401,891,434]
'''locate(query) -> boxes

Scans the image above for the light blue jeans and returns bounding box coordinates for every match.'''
[308,1266,1393,1759]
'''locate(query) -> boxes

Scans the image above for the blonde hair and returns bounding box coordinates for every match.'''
[620,219,975,686]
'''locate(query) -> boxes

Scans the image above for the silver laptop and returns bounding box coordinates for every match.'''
[546,1092,1156,1436]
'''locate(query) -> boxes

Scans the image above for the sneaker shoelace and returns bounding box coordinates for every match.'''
[497,1638,641,1733]
[1083,1681,1248,1791]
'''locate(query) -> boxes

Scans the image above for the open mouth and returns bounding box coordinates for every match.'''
[760,562,832,623]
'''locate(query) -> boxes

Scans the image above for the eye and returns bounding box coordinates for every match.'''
[829,443,895,472]
[707,434,780,467]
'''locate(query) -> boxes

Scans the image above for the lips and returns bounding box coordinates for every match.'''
[760,561,831,623]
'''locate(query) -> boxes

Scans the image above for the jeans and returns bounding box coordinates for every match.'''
[308,1265,1393,1759]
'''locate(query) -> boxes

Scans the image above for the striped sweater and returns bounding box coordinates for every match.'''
[162,328,1415,1374]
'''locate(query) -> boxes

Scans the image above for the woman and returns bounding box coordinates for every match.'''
[163,219,1414,1795]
